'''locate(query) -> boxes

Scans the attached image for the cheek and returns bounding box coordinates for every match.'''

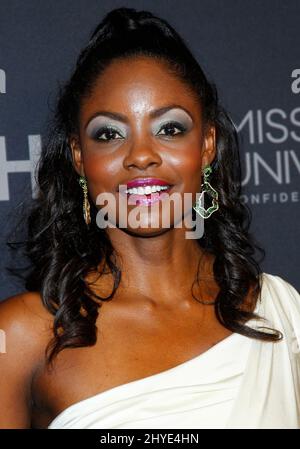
[168,145,203,190]
[81,150,121,197]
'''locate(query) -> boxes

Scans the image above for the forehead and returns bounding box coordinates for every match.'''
[80,56,202,120]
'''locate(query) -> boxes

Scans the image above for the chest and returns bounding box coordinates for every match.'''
[31,300,232,427]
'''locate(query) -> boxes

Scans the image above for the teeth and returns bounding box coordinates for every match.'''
[125,185,170,195]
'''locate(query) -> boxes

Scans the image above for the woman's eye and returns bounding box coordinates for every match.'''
[157,121,186,137]
[94,127,124,142]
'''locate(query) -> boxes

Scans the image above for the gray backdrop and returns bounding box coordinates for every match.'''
[0,0,299,300]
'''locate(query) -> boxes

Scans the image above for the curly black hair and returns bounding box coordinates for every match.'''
[8,7,282,368]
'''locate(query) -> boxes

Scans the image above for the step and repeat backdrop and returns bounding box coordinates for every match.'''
[0,0,299,299]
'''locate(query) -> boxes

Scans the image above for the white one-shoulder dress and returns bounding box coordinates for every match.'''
[48,273,300,429]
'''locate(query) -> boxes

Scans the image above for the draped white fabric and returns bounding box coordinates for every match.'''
[48,273,300,429]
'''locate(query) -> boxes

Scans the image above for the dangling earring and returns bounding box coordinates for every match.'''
[78,176,91,225]
[193,164,219,219]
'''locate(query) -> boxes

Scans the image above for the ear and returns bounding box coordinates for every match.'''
[69,134,84,176]
[201,124,216,169]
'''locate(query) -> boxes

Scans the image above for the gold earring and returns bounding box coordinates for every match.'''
[78,176,91,225]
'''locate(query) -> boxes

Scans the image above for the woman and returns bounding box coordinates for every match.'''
[0,7,299,429]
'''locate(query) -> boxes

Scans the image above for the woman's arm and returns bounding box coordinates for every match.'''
[0,293,52,428]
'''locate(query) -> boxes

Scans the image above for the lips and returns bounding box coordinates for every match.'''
[117,177,173,206]
[118,177,172,190]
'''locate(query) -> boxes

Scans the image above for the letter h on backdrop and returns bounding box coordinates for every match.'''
[0,68,41,201]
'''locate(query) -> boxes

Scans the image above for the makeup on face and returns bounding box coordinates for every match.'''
[85,106,194,143]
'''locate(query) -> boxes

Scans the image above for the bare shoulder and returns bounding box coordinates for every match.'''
[0,291,54,348]
[0,292,54,428]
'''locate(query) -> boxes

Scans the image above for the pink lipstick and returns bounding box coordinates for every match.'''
[125,178,171,189]
[118,177,173,206]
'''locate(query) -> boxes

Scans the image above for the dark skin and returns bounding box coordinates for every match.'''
[70,55,218,309]
[0,56,243,429]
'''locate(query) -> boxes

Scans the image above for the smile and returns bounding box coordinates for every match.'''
[119,185,172,206]
[125,185,170,195]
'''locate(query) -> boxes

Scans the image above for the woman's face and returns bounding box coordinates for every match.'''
[71,56,216,236]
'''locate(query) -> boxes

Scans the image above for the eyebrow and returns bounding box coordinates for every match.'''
[84,104,193,129]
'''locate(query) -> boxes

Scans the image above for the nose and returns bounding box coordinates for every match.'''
[122,136,162,171]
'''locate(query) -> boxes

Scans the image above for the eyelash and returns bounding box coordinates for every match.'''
[92,121,187,142]
[158,121,187,137]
